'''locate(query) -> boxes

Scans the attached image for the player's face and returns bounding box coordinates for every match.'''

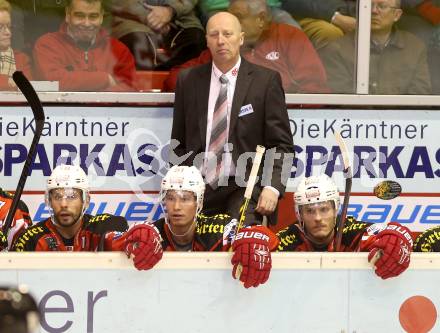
[300,201,337,246]
[164,190,197,229]
[0,10,12,52]
[65,0,103,43]
[49,188,84,227]
[206,12,244,71]
[371,0,402,33]
[228,1,264,46]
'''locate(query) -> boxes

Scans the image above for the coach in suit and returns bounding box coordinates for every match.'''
[171,11,293,225]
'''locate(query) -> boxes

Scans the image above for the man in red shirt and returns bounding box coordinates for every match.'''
[33,0,136,91]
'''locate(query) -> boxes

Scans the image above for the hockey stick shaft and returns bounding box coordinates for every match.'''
[234,145,265,279]
[2,72,45,235]
[334,132,352,252]
[235,145,266,233]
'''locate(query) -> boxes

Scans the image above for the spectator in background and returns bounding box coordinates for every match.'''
[281,0,431,50]
[281,0,357,50]
[198,0,301,29]
[0,0,32,90]
[106,0,206,70]
[319,0,431,94]
[164,0,328,93]
[9,0,67,54]
[33,0,137,91]
[398,0,440,93]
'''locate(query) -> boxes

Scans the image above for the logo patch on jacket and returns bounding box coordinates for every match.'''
[265,51,280,60]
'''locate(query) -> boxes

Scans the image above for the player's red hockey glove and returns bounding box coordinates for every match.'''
[125,223,163,270]
[368,222,413,279]
[0,229,6,251]
[231,226,278,288]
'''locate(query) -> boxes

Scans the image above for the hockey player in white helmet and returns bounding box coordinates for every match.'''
[9,164,163,271]
[276,174,414,279]
[144,165,279,288]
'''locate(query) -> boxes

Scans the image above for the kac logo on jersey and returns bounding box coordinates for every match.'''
[265,51,280,61]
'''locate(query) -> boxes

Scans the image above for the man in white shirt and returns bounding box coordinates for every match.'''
[171,11,293,225]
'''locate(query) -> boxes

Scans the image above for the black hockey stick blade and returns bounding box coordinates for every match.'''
[2,72,45,235]
[334,132,353,252]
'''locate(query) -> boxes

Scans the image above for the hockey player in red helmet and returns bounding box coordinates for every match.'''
[277,174,413,279]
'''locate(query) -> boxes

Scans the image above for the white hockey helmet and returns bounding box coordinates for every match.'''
[160,165,205,214]
[46,164,89,193]
[294,174,340,223]
[45,165,90,221]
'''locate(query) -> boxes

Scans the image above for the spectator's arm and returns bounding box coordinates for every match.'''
[407,43,432,94]
[285,28,329,93]
[319,40,354,93]
[282,0,354,21]
[166,0,197,17]
[105,0,150,26]
[105,40,137,92]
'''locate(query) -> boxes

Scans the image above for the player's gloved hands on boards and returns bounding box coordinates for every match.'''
[0,229,6,251]
[125,223,163,270]
[368,222,413,279]
[231,226,278,288]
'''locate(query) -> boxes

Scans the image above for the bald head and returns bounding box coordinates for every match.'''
[207,12,242,34]
[206,11,244,73]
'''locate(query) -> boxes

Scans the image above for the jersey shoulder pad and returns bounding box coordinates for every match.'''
[414,226,440,252]
[12,221,48,251]
[341,216,372,247]
[195,214,231,236]
[84,214,129,233]
[276,223,304,252]
[195,214,233,250]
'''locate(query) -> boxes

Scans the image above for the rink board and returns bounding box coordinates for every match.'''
[1,106,440,231]
[0,253,439,333]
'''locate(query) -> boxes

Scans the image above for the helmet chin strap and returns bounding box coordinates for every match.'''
[167,219,196,238]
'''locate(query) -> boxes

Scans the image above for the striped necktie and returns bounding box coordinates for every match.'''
[206,74,229,189]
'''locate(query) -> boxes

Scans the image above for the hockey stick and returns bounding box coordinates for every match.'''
[334,131,352,252]
[234,145,265,278]
[2,72,45,237]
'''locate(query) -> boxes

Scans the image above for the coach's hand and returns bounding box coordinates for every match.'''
[256,188,279,215]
